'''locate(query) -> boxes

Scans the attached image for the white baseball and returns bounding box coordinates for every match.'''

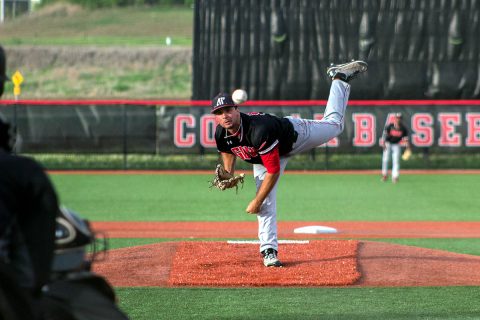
[232,89,248,104]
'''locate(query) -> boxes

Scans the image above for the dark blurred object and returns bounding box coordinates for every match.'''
[0,263,37,320]
[0,114,12,152]
[0,115,59,320]
[0,45,9,97]
[41,207,128,320]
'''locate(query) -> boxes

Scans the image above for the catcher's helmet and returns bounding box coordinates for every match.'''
[52,207,106,273]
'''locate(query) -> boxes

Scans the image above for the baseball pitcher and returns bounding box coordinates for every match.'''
[211,60,367,267]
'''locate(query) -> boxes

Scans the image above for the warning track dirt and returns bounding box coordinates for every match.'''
[91,221,480,239]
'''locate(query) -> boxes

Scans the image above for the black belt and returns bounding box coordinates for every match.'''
[293,130,298,143]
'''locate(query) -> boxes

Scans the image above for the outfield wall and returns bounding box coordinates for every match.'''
[193,0,480,100]
[0,99,479,156]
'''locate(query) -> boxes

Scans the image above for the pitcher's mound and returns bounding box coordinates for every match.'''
[93,240,359,287]
[168,240,359,287]
[93,240,480,287]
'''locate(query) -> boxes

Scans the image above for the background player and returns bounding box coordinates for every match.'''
[212,60,367,267]
[381,113,411,183]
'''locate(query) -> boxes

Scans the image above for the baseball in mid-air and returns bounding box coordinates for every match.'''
[232,89,248,104]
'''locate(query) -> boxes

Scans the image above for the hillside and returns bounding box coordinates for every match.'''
[0,4,193,99]
[3,45,192,99]
[0,3,193,46]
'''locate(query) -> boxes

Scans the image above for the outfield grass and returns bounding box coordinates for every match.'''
[50,172,480,320]
[0,5,193,46]
[116,287,480,320]
[51,173,480,221]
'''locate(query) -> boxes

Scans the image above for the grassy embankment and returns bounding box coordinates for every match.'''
[0,4,193,99]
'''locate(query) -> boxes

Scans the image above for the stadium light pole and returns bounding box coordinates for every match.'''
[1,0,4,23]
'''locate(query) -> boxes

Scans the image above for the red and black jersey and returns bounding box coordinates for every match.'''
[215,112,297,171]
[384,123,409,144]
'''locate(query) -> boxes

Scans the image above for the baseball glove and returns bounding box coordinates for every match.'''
[402,148,412,161]
[209,164,245,192]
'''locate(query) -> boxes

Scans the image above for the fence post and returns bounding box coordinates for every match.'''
[12,99,18,155]
[324,146,329,170]
[122,105,127,170]
[1,0,4,23]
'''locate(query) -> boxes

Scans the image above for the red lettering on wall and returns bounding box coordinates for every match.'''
[352,113,375,147]
[314,113,339,147]
[200,115,216,148]
[412,113,434,147]
[379,113,398,146]
[174,114,195,148]
[466,113,480,147]
[384,113,397,127]
[438,113,461,147]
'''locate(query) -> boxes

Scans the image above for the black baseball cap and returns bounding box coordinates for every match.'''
[211,93,236,114]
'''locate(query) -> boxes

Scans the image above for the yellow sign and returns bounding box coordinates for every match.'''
[14,86,21,96]
[12,70,24,86]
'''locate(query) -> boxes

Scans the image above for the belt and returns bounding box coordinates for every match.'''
[292,130,298,143]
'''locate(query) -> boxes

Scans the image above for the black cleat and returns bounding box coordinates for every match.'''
[262,248,283,267]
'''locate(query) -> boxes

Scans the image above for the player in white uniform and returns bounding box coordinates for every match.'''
[213,60,368,267]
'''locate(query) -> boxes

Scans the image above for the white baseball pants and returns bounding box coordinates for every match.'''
[253,80,351,252]
[382,142,401,180]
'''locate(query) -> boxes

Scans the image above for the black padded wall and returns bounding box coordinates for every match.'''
[192,0,480,100]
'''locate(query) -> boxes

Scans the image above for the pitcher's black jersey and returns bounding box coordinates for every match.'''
[215,112,296,164]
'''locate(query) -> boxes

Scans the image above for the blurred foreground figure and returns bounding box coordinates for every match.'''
[0,45,8,96]
[0,61,127,318]
[41,207,129,320]
[0,114,59,318]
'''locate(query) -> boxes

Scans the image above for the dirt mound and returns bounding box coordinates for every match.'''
[356,241,480,287]
[169,241,359,287]
[92,240,480,287]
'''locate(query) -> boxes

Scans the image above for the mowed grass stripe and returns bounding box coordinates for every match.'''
[51,173,480,221]
[116,287,480,320]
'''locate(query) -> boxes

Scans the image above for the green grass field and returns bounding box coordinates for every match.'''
[0,5,193,46]
[50,172,480,320]
[1,4,193,99]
